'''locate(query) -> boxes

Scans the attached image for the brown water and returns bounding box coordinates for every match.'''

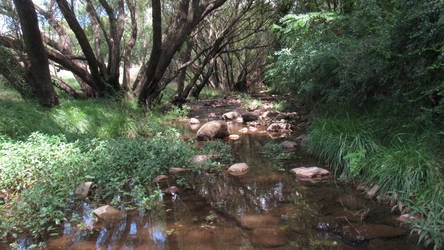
[7,121,424,250]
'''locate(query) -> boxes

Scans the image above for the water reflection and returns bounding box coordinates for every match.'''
[36,133,423,250]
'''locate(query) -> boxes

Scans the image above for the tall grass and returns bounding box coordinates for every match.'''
[308,109,444,249]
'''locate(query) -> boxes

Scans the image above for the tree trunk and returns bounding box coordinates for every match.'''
[123,0,138,91]
[13,0,59,107]
[56,0,106,95]
[174,39,193,101]
[0,46,32,98]
[191,59,215,99]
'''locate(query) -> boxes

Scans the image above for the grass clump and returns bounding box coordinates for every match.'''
[308,110,444,249]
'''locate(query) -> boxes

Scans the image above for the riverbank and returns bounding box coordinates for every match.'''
[306,104,444,249]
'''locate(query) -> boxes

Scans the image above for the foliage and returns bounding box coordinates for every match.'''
[239,94,264,110]
[266,0,444,117]
[201,140,233,165]
[267,1,444,247]
[0,131,197,241]
[308,111,443,249]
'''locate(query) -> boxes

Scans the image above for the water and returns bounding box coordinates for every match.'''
[37,127,422,250]
[2,100,424,249]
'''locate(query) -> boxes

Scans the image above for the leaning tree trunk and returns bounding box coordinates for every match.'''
[13,0,59,107]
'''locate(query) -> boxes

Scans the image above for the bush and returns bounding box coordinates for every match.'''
[0,131,197,241]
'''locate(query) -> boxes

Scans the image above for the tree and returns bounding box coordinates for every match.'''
[13,0,59,107]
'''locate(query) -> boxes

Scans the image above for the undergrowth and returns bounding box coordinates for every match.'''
[0,82,197,244]
[308,108,444,249]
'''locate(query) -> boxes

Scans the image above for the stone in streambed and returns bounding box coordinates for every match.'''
[169,167,192,174]
[196,120,229,141]
[228,163,249,176]
[229,134,240,140]
[238,215,279,229]
[93,205,122,222]
[222,111,241,120]
[191,154,213,164]
[153,175,168,183]
[366,184,380,199]
[189,118,200,124]
[252,227,287,247]
[281,140,297,152]
[163,186,179,195]
[242,112,258,122]
[74,182,93,198]
[290,166,330,179]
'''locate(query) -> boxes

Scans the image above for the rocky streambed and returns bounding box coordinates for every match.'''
[8,95,425,249]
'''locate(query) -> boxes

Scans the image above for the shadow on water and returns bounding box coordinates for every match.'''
[8,121,425,250]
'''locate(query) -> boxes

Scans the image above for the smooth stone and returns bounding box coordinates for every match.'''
[191,154,213,164]
[238,215,279,229]
[222,111,241,120]
[153,175,168,183]
[397,214,420,223]
[74,182,93,198]
[267,122,291,132]
[252,228,287,247]
[229,134,240,140]
[281,140,297,151]
[239,127,248,133]
[228,163,249,176]
[169,168,192,174]
[189,118,200,124]
[290,167,330,179]
[248,126,257,132]
[196,120,229,141]
[342,224,407,241]
[367,184,380,199]
[93,205,122,222]
[163,186,179,195]
[235,117,244,123]
[190,124,200,131]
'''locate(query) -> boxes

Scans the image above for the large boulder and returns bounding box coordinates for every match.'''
[228,163,249,176]
[196,120,229,141]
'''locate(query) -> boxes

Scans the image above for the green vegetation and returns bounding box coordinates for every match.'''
[0,82,198,242]
[266,1,444,248]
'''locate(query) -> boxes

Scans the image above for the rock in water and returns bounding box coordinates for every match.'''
[196,120,229,141]
[238,215,279,229]
[242,112,258,122]
[93,205,122,222]
[228,163,249,176]
[290,166,330,179]
[280,140,297,152]
[153,175,168,183]
[169,168,192,174]
[189,118,200,124]
[252,228,287,247]
[74,182,93,198]
[229,134,240,140]
[222,111,241,120]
